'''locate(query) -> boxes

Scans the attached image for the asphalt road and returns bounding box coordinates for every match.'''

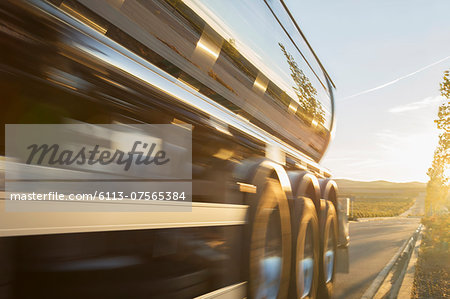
[334,217,421,299]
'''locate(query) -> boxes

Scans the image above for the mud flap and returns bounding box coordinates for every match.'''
[336,247,349,273]
[336,198,350,273]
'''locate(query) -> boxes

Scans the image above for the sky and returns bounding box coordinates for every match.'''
[286,0,450,182]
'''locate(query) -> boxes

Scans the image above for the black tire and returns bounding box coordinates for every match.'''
[318,200,338,299]
[246,178,292,299]
[289,197,320,299]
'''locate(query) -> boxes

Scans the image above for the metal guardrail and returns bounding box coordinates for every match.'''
[361,224,423,299]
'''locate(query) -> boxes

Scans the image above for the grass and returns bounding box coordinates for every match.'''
[336,180,425,219]
[412,215,450,298]
[348,196,415,218]
[340,191,417,218]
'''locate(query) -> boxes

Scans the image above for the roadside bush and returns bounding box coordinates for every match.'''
[412,215,450,298]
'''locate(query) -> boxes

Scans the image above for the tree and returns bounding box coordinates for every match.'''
[426,70,450,215]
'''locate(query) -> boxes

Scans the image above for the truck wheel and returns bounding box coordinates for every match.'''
[318,200,338,299]
[247,178,291,299]
[291,197,319,299]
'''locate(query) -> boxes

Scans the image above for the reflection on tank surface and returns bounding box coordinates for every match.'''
[48,0,332,160]
[279,43,325,128]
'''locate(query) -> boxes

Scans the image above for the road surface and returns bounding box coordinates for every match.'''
[400,192,425,217]
[334,217,421,299]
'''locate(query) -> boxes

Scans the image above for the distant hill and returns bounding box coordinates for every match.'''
[335,179,426,192]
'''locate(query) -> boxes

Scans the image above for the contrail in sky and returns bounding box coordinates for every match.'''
[341,55,450,101]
